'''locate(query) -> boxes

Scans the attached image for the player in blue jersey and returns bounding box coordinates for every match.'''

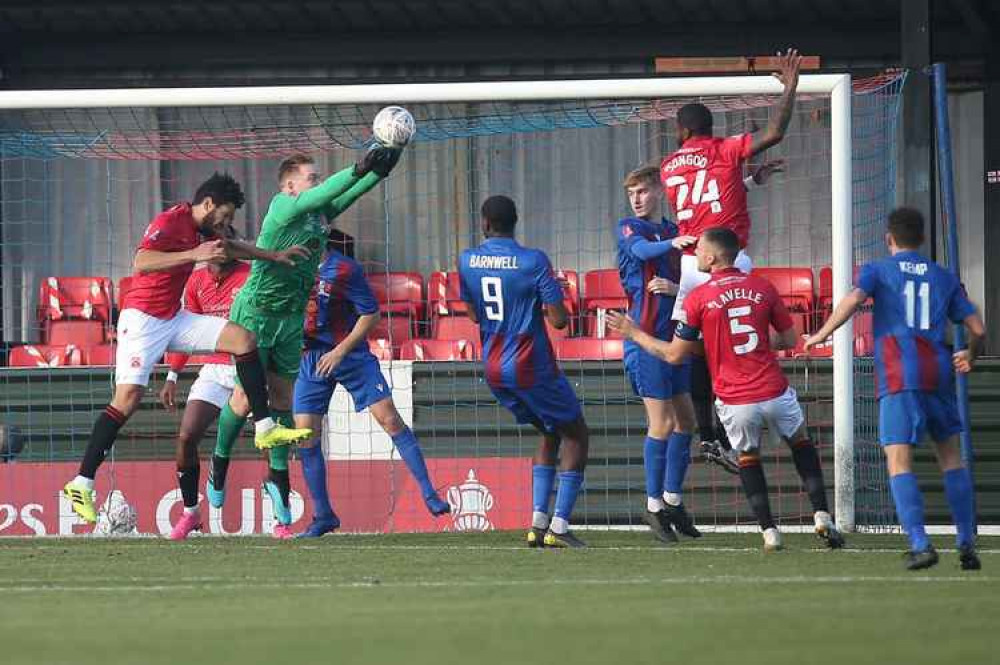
[459,195,590,548]
[617,166,701,542]
[291,237,449,537]
[806,207,985,570]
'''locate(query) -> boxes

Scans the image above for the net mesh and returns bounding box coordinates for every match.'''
[0,74,904,536]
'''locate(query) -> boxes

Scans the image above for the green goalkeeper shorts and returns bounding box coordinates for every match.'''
[229,295,304,380]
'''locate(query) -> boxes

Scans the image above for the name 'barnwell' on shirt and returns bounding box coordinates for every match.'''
[468,255,520,270]
[705,287,765,310]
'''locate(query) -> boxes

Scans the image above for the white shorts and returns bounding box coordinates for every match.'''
[671,250,753,323]
[115,308,228,386]
[715,386,805,453]
[188,363,237,410]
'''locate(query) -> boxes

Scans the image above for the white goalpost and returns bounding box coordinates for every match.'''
[0,74,865,535]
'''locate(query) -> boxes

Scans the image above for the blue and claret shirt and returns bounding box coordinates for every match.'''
[459,237,564,389]
[617,216,680,340]
[855,250,976,399]
[304,250,379,361]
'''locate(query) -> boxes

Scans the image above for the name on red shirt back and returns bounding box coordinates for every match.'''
[123,203,202,319]
[683,268,793,404]
[660,134,753,252]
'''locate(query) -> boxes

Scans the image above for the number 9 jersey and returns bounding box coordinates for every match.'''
[660,133,754,250]
[458,237,564,389]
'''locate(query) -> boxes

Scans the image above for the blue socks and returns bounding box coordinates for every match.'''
[943,467,976,548]
[554,471,584,521]
[532,465,556,514]
[889,472,930,552]
[643,437,667,498]
[299,444,334,521]
[392,427,436,499]
[664,432,693,495]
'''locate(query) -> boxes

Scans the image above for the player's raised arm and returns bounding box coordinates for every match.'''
[324,172,383,220]
[748,48,802,157]
[286,146,402,219]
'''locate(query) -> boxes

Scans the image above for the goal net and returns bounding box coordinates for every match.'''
[0,73,904,536]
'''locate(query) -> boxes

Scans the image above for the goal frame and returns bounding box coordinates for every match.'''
[0,74,856,530]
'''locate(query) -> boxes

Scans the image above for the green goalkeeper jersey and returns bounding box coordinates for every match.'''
[238,167,382,315]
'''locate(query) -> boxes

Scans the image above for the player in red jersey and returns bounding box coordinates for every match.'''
[158,226,251,539]
[609,227,844,552]
[61,174,313,527]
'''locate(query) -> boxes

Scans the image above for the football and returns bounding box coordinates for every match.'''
[372,106,416,148]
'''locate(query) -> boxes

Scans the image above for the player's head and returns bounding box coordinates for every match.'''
[210,224,240,274]
[279,154,320,195]
[192,172,245,234]
[886,206,925,253]
[696,227,739,272]
[623,166,662,220]
[676,103,714,144]
[481,195,518,237]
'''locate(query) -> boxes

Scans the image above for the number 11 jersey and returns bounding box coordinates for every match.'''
[856,250,975,399]
[660,133,754,250]
[459,237,564,389]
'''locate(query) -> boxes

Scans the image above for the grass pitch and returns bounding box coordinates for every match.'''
[1,532,996,665]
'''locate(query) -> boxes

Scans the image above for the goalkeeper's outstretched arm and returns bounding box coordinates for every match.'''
[288,145,403,220]
[324,172,382,220]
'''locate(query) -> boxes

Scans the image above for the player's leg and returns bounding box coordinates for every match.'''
[544,414,589,548]
[690,355,737,474]
[262,372,297,538]
[624,343,678,542]
[292,349,340,537]
[169,399,221,540]
[63,309,167,523]
[925,392,979,570]
[718,399,781,551]
[208,387,249,508]
[663,362,701,538]
[368,398,449,516]
[529,427,560,547]
[880,391,937,569]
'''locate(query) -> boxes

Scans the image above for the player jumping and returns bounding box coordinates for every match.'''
[61,174,313,524]
[293,237,450,538]
[459,195,590,548]
[609,228,844,552]
[806,208,984,570]
[207,147,403,539]
[617,166,699,542]
[661,49,802,475]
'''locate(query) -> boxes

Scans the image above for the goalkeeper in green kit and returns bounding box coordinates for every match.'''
[208,145,403,538]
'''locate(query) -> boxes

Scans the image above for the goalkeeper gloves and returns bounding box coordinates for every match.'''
[354,145,403,178]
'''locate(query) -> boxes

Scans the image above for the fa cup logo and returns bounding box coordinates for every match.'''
[446,469,494,532]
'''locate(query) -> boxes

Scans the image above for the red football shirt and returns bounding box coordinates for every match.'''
[167,262,250,368]
[660,134,753,252]
[123,203,202,319]
[682,268,793,404]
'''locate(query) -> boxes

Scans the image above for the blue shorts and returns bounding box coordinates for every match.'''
[293,348,392,415]
[624,341,691,400]
[489,374,583,434]
[878,390,963,446]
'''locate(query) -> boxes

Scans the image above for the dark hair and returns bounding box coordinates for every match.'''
[887,207,925,249]
[193,172,245,209]
[623,166,661,191]
[481,195,518,234]
[278,153,315,184]
[677,103,714,137]
[702,226,740,264]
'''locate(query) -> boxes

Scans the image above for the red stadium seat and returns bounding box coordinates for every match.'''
[38,276,113,323]
[752,267,815,335]
[818,266,833,314]
[428,271,467,318]
[368,338,396,361]
[554,337,624,361]
[85,344,117,366]
[370,313,415,345]
[46,320,106,347]
[433,315,480,341]
[582,269,627,338]
[399,339,479,361]
[367,271,425,321]
[9,344,85,368]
